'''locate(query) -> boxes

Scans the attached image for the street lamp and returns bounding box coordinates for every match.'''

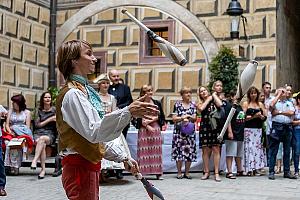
[227,0,243,39]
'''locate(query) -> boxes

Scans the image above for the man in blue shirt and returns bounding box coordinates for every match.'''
[268,87,296,180]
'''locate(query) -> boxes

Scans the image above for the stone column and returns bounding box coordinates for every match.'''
[276,0,300,91]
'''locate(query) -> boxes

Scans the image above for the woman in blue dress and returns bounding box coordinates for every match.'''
[4,94,33,175]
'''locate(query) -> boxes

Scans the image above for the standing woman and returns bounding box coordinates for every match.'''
[96,73,125,180]
[4,94,33,175]
[213,80,224,99]
[292,93,300,176]
[96,73,117,113]
[242,86,267,176]
[197,86,223,182]
[31,91,57,179]
[135,84,166,180]
[172,86,197,179]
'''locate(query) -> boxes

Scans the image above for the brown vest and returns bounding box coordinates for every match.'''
[56,81,105,164]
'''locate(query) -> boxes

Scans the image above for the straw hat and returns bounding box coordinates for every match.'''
[93,73,110,84]
[293,91,300,98]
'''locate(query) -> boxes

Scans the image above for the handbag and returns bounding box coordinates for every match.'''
[180,121,195,135]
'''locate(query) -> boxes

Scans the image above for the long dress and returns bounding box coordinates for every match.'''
[243,108,266,172]
[172,101,197,162]
[133,99,165,175]
[99,94,125,170]
[137,121,163,175]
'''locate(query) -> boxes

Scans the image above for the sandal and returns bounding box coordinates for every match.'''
[0,188,7,196]
[247,171,254,177]
[176,174,183,179]
[226,172,236,179]
[201,172,210,180]
[254,170,263,176]
[275,168,282,174]
[214,173,221,182]
[38,170,46,179]
[236,171,246,176]
[184,174,192,179]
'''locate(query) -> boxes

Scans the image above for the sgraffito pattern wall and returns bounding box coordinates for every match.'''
[57,6,206,117]
[0,0,276,117]
[57,0,276,117]
[0,0,50,109]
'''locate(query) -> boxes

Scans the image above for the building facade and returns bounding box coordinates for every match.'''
[0,0,277,117]
[0,0,50,109]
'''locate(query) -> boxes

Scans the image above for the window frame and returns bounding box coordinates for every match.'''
[58,51,107,87]
[139,19,175,65]
[88,51,107,87]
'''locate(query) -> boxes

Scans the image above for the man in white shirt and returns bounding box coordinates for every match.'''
[262,82,274,166]
[268,87,296,180]
[262,82,274,135]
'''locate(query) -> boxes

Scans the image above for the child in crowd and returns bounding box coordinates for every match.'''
[224,91,246,179]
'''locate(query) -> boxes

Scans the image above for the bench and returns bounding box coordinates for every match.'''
[1,117,58,169]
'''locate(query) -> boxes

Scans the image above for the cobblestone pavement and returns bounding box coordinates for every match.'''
[3,168,300,200]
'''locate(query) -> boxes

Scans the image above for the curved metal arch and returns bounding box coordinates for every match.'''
[56,0,218,63]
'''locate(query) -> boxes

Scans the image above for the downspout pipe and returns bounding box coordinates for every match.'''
[49,0,57,87]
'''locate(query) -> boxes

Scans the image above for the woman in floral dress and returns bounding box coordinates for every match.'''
[242,86,267,176]
[172,87,197,179]
[292,93,300,176]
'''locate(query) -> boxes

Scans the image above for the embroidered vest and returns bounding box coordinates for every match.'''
[56,81,105,164]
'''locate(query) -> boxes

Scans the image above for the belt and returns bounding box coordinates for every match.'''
[272,121,292,126]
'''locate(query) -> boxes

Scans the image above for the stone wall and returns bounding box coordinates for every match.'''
[0,0,277,116]
[0,0,50,109]
[197,0,276,90]
[57,0,276,117]
[276,0,300,91]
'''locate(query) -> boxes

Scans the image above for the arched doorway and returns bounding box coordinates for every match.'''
[56,0,218,65]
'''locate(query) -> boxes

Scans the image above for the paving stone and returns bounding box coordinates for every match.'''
[5,169,300,200]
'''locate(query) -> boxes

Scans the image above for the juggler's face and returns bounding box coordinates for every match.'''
[75,44,97,76]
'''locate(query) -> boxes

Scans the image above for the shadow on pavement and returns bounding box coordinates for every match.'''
[100,178,133,186]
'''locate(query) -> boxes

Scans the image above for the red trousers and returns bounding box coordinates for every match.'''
[62,154,101,200]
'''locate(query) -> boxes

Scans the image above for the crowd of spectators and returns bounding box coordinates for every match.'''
[0,71,300,197]
[129,80,300,182]
[170,81,300,181]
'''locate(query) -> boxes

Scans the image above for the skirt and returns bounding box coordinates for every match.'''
[137,122,163,175]
[243,128,266,172]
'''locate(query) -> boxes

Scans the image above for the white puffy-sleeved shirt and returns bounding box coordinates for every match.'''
[61,88,132,162]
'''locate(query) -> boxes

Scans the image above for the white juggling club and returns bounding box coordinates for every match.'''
[121,9,187,66]
[217,60,258,142]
